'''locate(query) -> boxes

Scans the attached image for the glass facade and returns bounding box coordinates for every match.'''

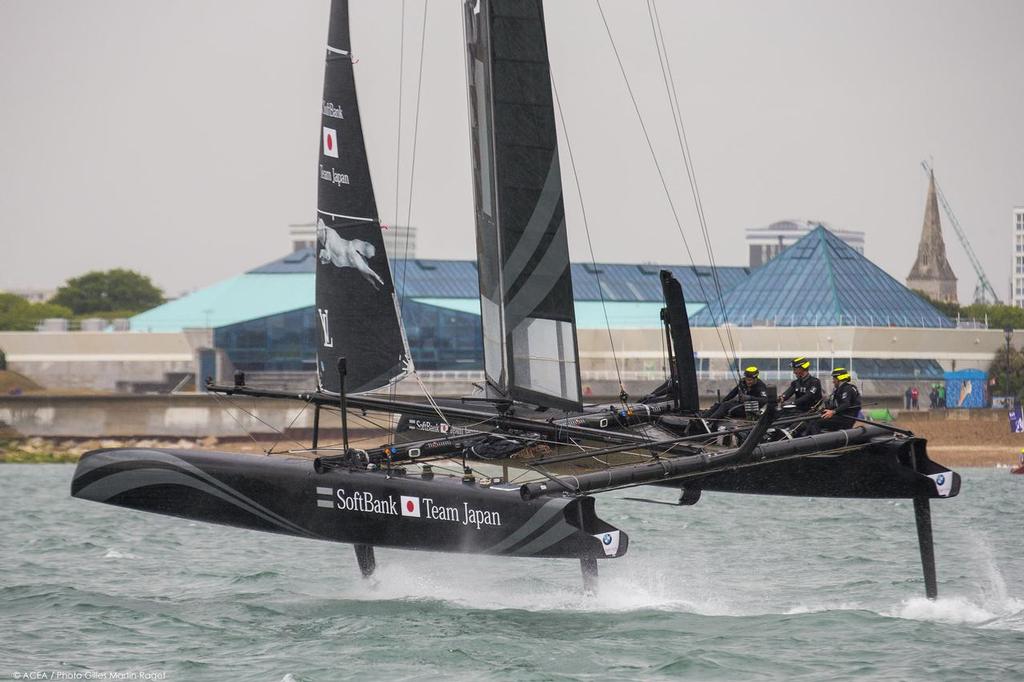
[215,300,483,373]
[400,299,483,371]
[214,308,317,372]
[735,357,854,375]
[851,358,944,380]
[727,357,941,381]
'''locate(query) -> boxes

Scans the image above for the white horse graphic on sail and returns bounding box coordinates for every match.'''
[316,218,384,290]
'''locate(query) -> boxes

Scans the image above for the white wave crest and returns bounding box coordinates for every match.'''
[889,596,999,625]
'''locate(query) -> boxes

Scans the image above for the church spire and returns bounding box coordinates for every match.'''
[906,169,958,303]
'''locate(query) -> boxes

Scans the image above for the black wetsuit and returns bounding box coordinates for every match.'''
[821,380,862,431]
[709,379,769,419]
[781,374,823,412]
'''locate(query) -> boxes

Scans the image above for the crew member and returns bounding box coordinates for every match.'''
[708,366,769,419]
[819,367,862,431]
[779,357,822,412]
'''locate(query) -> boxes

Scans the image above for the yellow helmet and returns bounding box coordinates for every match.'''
[791,357,811,370]
[831,367,851,382]
[744,366,759,379]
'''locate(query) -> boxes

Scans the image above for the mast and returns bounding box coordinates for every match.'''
[315,0,411,395]
[463,0,582,412]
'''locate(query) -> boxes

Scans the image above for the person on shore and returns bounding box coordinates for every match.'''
[780,357,822,413]
[904,386,912,410]
[708,366,770,419]
[817,368,862,432]
[911,386,920,410]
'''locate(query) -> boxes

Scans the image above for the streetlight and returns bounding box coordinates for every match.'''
[1004,326,1013,407]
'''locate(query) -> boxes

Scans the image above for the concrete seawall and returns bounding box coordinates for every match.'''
[0,393,1007,438]
[0,394,326,438]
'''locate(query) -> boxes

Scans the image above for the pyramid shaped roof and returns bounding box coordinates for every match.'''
[689,226,954,328]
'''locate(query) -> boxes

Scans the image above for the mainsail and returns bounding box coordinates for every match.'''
[316,0,410,394]
[464,0,582,411]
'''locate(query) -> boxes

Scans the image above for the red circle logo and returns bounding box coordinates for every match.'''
[406,500,415,512]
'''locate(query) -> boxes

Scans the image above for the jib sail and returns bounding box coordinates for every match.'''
[315,0,410,394]
[463,0,582,411]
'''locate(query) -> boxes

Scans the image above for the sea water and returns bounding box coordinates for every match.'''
[1,465,1022,681]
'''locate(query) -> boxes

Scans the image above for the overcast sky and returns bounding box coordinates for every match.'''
[1,0,1022,303]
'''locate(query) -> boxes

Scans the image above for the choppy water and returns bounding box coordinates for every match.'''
[2,464,1022,681]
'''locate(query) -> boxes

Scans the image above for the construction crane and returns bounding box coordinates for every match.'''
[920,160,1001,304]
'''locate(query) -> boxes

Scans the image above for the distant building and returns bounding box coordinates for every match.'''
[288,222,418,258]
[2,288,55,304]
[906,170,958,303]
[1013,207,1024,308]
[130,252,750,374]
[746,220,864,268]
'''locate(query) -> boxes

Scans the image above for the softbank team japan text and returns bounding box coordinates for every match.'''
[319,165,350,186]
[327,489,502,529]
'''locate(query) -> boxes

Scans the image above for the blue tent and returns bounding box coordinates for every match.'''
[944,369,987,409]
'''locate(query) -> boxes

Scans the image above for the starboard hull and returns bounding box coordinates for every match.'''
[667,433,961,500]
[70,448,627,560]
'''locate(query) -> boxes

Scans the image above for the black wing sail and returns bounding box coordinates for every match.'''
[464,0,582,411]
[316,0,410,394]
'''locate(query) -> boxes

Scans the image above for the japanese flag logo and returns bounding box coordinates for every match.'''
[323,126,339,158]
[400,495,421,517]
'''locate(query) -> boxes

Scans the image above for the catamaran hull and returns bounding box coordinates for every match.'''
[661,434,960,499]
[70,448,627,560]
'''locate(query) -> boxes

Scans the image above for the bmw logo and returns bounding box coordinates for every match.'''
[936,474,945,485]
[602,533,613,545]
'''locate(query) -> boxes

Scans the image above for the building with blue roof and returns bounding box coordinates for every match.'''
[131,250,750,373]
[690,226,954,329]
[8,222,1009,400]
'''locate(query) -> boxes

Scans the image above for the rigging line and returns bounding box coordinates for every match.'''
[392,0,407,240]
[594,0,735,370]
[388,0,409,443]
[208,391,308,453]
[264,397,313,456]
[412,372,452,426]
[398,0,430,311]
[208,391,261,450]
[343,409,396,432]
[648,5,737,373]
[649,1,739,375]
[549,73,626,399]
[398,4,447,425]
[507,467,541,484]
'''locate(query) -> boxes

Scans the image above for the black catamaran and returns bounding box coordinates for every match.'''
[71,0,959,596]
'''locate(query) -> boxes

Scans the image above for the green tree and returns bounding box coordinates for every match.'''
[50,269,164,315]
[961,303,1024,331]
[912,290,1024,330]
[0,293,73,331]
[988,345,1024,398]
